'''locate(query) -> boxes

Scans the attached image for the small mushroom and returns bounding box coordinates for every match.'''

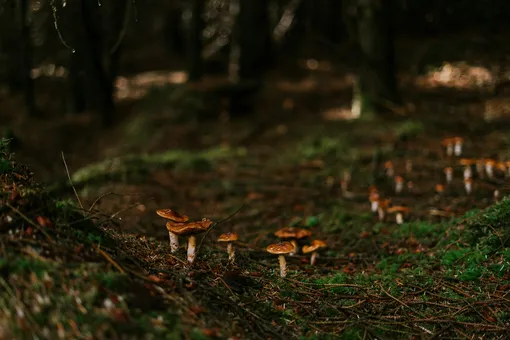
[218,232,238,263]
[394,176,404,194]
[494,189,500,202]
[464,178,473,195]
[435,184,445,194]
[485,159,496,178]
[369,191,380,213]
[453,137,463,156]
[266,242,295,278]
[384,161,394,177]
[387,206,410,225]
[459,159,474,179]
[405,159,413,173]
[377,199,391,222]
[166,218,213,264]
[302,240,327,266]
[442,138,454,156]
[157,209,189,253]
[444,167,453,184]
[274,227,312,255]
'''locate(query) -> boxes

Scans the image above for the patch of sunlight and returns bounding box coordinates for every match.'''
[116,71,188,100]
[414,62,495,91]
[321,107,359,121]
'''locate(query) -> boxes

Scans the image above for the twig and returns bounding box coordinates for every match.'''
[196,205,244,256]
[61,151,84,210]
[95,246,126,274]
[6,203,53,242]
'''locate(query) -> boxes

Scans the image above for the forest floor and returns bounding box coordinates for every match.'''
[2,36,510,339]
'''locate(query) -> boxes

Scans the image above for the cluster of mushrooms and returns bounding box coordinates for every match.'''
[266,227,327,278]
[156,209,238,264]
[156,209,325,278]
[155,136,502,276]
[366,136,502,225]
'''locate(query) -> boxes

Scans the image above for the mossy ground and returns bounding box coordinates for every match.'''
[3,95,510,339]
[2,35,510,338]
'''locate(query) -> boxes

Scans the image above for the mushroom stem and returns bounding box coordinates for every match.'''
[290,240,297,255]
[378,207,385,222]
[169,232,179,253]
[227,242,235,262]
[396,213,403,225]
[278,255,287,278]
[310,251,318,266]
[187,235,197,263]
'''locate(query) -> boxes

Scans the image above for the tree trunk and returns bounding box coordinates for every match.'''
[185,0,205,82]
[80,0,116,127]
[20,0,36,117]
[66,52,86,115]
[238,0,272,79]
[351,0,399,118]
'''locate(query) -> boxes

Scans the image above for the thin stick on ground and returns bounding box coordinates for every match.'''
[61,151,84,210]
[95,246,126,274]
[196,204,244,256]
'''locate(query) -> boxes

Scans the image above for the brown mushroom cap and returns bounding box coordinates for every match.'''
[377,199,391,208]
[394,176,404,183]
[266,241,295,255]
[218,232,238,242]
[387,206,410,214]
[442,138,454,146]
[302,240,327,254]
[454,137,463,143]
[459,158,475,166]
[156,209,189,222]
[274,227,312,240]
[166,218,213,236]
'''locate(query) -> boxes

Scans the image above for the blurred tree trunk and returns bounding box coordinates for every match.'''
[185,0,204,82]
[66,52,86,115]
[225,0,271,115]
[347,0,399,118]
[19,0,36,117]
[80,0,115,127]
[238,0,272,79]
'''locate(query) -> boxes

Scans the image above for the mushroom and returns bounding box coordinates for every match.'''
[369,191,380,213]
[302,240,327,266]
[435,184,445,194]
[377,199,391,222]
[453,137,463,156]
[464,178,473,195]
[444,167,453,184]
[494,189,500,202]
[166,218,213,264]
[274,227,312,255]
[266,242,295,278]
[218,232,238,263]
[394,176,404,194]
[442,138,454,156]
[387,206,410,225]
[156,209,189,253]
[405,159,413,173]
[485,159,496,178]
[459,159,474,179]
[384,161,394,177]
